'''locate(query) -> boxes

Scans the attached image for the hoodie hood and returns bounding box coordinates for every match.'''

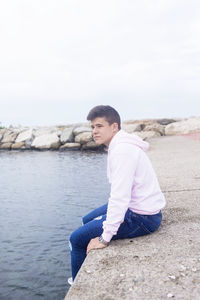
[108,129,149,152]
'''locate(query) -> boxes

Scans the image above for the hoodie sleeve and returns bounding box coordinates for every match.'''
[102,144,139,242]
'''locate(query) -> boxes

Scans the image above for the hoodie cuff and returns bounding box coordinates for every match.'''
[102,231,113,243]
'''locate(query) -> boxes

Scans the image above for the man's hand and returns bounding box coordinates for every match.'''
[86,237,107,255]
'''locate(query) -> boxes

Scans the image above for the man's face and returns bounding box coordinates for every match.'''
[91,117,118,146]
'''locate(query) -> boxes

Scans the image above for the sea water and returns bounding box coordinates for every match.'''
[0,150,109,300]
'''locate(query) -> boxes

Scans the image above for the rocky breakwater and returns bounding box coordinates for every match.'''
[0,123,103,151]
[0,117,200,151]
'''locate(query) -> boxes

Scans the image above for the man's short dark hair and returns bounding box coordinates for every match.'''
[87,105,121,130]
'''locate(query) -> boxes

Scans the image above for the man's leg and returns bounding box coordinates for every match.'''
[69,210,162,280]
[112,210,162,240]
[69,214,106,280]
[82,203,108,225]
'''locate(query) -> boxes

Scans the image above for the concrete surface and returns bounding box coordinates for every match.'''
[64,135,200,300]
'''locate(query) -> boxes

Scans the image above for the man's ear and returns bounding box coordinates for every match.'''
[112,122,119,132]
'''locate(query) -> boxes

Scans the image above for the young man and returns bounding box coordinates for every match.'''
[68,105,165,284]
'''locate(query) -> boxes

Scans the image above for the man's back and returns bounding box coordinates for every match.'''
[104,129,165,239]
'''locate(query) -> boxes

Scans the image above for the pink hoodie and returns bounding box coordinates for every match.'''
[102,129,166,242]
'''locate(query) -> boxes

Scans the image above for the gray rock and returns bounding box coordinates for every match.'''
[13,126,29,133]
[15,129,34,143]
[123,119,157,126]
[82,141,103,150]
[157,119,177,126]
[122,123,142,133]
[165,117,200,135]
[73,126,92,136]
[0,128,7,135]
[144,124,165,135]
[33,126,60,137]
[75,132,93,144]
[25,140,33,149]
[0,142,12,149]
[1,131,18,143]
[60,128,74,144]
[0,134,2,142]
[31,133,60,150]
[11,142,25,150]
[134,131,161,140]
[60,142,81,150]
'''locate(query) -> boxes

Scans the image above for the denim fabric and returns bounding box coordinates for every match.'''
[69,204,162,280]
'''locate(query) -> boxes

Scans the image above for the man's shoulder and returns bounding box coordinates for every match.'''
[110,142,140,155]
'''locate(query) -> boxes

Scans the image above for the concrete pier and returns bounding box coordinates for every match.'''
[65,135,200,300]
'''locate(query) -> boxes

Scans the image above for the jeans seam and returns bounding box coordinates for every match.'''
[140,222,153,234]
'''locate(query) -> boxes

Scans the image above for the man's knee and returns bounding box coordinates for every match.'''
[69,227,86,249]
[69,228,78,242]
[69,230,79,250]
[82,214,103,225]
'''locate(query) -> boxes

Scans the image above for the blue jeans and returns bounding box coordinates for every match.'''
[69,204,162,280]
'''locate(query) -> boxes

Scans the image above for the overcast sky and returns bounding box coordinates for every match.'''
[0,0,200,127]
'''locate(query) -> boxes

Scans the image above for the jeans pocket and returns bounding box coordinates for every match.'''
[127,222,152,238]
[127,225,140,238]
[125,211,161,238]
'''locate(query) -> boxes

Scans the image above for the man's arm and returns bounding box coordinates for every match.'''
[102,145,139,242]
[87,145,139,252]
